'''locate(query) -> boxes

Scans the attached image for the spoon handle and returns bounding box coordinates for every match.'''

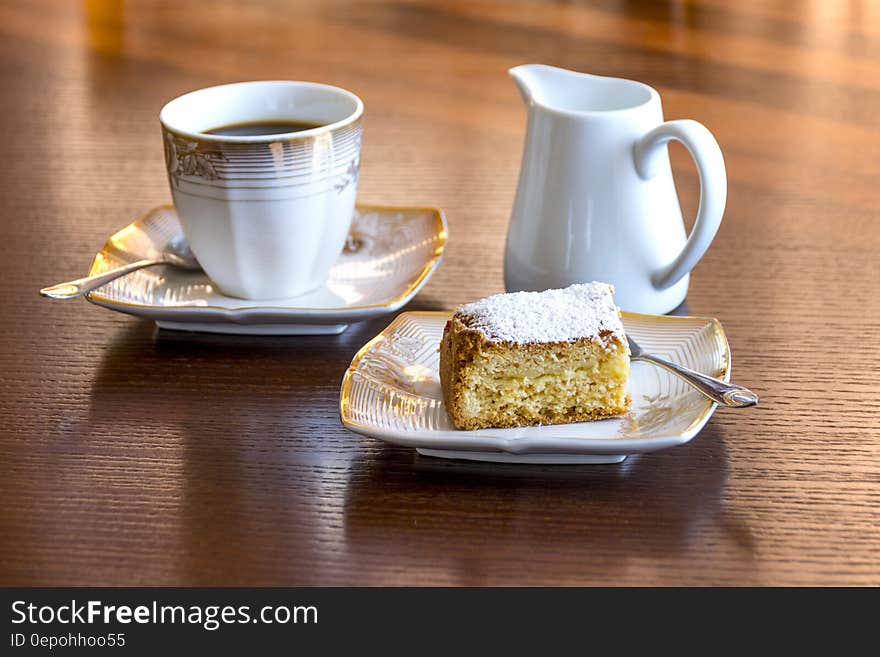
[632,354,759,407]
[40,259,161,299]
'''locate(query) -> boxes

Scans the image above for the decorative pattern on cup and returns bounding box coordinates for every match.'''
[163,132,227,185]
[162,119,362,200]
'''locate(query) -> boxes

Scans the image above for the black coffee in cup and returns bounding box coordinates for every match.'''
[204,120,324,137]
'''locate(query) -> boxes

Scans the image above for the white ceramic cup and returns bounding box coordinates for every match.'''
[160,81,363,300]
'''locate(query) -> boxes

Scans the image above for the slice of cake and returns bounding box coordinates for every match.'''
[439,282,630,430]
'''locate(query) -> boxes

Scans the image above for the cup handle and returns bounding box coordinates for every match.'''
[633,119,727,290]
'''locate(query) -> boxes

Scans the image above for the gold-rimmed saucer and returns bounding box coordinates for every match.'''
[85,204,446,335]
[340,311,730,463]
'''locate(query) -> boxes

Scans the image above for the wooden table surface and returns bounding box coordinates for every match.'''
[1,0,878,586]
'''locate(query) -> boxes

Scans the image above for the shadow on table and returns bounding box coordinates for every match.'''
[87,315,394,395]
[342,422,755,584]
[86,316,388,434]
[82,317,396,583]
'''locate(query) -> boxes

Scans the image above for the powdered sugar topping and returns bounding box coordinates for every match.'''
[456,282,625,344]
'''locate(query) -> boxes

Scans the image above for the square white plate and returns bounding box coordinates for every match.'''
[339,311,731,463]
[85,204,446,334]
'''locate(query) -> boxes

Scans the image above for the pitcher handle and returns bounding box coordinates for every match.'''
[633,119,727,290]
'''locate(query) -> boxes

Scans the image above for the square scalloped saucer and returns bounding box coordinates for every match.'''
[85,205,446,334]
[340,311,731,464]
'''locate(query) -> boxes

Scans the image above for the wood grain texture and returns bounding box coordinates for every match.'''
[0,0,878,586]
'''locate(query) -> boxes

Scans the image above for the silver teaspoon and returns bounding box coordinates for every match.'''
[627,334,758,408]
[40,234,201,300]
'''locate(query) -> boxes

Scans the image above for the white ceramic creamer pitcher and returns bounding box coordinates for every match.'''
[504,64,726,314]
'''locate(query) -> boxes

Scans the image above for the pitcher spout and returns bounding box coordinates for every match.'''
[510,64,544,105]
[509,64,656,114]
[509,64,565,106]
